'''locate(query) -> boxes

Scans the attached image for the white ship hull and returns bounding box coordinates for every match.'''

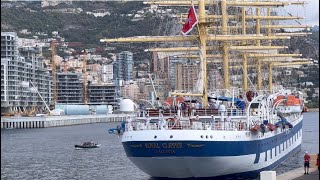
[121,115,303,178]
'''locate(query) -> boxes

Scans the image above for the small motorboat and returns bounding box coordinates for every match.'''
[74,141,101,150]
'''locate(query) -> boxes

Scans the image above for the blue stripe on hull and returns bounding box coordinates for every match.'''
[122,120,302,157]
[149,144,302,179]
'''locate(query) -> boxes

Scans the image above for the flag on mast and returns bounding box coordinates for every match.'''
[181,5,198,35]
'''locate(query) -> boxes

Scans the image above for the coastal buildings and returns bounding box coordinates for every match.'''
[88,84,118,108]
[101,64,113,83]
[1,32,52,114]
[56,72,118,108]
[56,73,83,104]
[174,63,199,91]
[113,51,134,82]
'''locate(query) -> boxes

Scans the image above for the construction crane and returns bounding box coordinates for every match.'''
[51,40,57,108]
[83,49,88,104]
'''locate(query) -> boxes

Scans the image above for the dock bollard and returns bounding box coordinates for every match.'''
[260,171,276,180]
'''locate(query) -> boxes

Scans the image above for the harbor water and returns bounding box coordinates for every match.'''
[1,112,319,180]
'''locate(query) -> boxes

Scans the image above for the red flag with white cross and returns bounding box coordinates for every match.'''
[181,5,198,35]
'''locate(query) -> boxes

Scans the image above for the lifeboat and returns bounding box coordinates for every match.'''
[274,95,303,113]
[250,125,260,132]
[267,123,276,131]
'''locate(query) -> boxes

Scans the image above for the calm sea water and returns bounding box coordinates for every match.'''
[1,112,319,180]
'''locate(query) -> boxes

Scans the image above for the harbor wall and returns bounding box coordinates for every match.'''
[1,114,126,129]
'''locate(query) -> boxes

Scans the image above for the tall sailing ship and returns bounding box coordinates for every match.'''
[104,0,314,178]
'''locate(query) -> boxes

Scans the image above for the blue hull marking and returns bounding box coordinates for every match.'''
[254,152,260,164]
[149,145,302,179]
[122,120,302,157]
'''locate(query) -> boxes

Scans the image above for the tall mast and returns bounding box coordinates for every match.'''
[221,0,230,90]
[198,0,209,107]
[256,0,262,90]
[241,0,248,92]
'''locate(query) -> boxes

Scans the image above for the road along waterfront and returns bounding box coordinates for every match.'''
[1,112,318,180]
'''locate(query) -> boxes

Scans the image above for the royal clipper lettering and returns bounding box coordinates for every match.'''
[145,143,160,148]
[145,143,182,149]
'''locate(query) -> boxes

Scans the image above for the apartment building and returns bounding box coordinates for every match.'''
[174,63,199,91]
[88,84,118,109]
[1,32,52,114]
[113,51,133,82]
[56,73,83,104]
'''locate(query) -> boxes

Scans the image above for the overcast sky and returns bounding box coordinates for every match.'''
[297,0,319,26]
[306,0,319,26]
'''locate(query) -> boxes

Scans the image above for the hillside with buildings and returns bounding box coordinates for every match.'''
[1,1,319,115]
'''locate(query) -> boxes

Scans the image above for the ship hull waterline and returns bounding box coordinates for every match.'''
[121,118,303,178]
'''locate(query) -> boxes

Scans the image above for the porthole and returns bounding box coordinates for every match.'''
[170,135,173,138]
[210,135,213,139]
[206,135,208,139]
[154,135,157,139]
[201,135,203,138]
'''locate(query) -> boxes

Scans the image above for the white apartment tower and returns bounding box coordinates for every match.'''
[101,64,113,83]
[1,32,52,114]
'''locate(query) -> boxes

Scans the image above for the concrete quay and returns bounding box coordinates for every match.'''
[1,114,126,129]
[277,167,318,180]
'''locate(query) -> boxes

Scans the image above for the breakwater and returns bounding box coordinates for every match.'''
[1,114,126,129]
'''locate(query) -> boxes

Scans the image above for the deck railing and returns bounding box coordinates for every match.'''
[142,107,246,118]
[125,119,249,131]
